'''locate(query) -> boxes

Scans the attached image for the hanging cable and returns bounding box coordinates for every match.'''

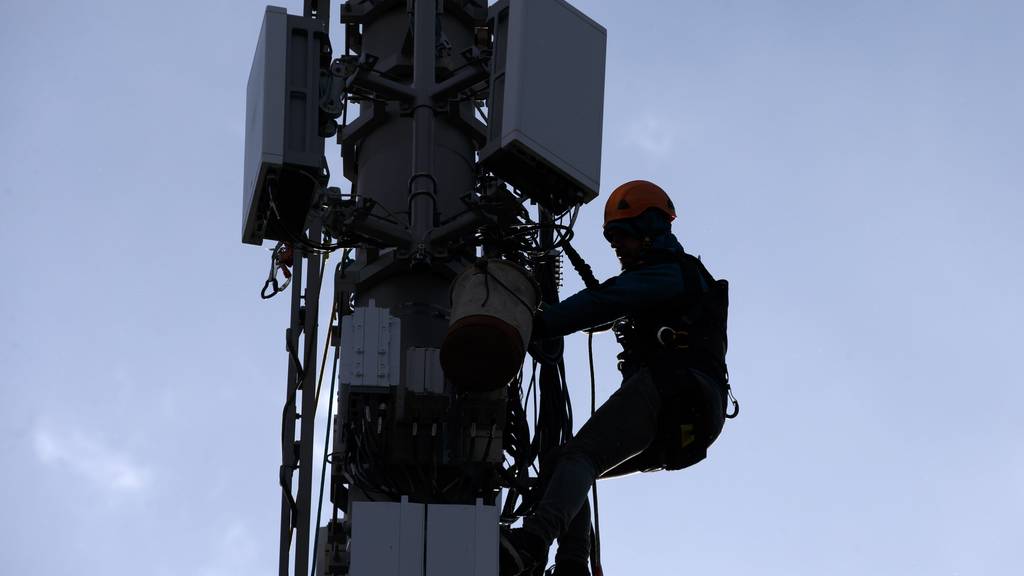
[310,313,342,576]
[588,331,604,576]
[266,182,347,254]
[278,244,327,534]
[562,241,599,290]
[314,295,338,407]
[280,337,304,530]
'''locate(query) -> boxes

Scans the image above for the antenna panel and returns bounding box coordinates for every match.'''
[481,0,607,213]
[242,6,325,245]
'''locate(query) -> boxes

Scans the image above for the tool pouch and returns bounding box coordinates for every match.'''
[649,365,726,471]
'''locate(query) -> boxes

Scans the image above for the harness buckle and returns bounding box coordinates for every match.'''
[656,326,689,349]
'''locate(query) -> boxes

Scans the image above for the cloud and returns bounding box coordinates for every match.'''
[624,114,678,158]
[33,422,151,493]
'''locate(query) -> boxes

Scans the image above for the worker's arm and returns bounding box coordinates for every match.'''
[535,261,684,337]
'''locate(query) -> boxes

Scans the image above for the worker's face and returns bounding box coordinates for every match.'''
[605,228,645,268]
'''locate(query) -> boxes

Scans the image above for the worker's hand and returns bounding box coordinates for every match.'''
[527,335,563,365]
[527,309,563,364]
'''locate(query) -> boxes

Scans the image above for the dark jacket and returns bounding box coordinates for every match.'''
[537,210,701,341]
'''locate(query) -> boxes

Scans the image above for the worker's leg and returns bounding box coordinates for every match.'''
[553,496,591,567]
[600,368,726,478]
[522,367,661,547]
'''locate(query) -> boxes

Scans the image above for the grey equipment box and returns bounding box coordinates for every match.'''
[348,498,498,576]
[480,0,607,213]
[242,6,326,245]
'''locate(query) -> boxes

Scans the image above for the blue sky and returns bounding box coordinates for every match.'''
[2,1,1022,574]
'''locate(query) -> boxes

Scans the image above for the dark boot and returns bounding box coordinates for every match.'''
[500,528,547,576]
[547,560,590,576]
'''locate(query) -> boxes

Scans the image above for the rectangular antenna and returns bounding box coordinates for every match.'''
[242,7,326,245]
[481,0,607,212]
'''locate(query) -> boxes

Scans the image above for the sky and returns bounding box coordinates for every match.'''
[2,1,1023,575]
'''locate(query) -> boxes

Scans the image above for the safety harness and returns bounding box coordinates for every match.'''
[611,250,738,471]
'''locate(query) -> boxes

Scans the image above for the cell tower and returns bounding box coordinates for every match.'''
[242,1,606,574]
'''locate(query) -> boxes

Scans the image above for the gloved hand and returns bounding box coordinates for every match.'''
[532,309,565,362]
[527,311,564,365]
[528,336,564,365]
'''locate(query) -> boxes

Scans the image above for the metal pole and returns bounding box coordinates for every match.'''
[280,251,304,576]
[409,0,438,246]
[296,225,323,576]
[284,5,327,575]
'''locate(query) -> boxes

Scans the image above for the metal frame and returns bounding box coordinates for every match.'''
[276,5,331,576]
[279,224,324,576]
[250,0,605,574]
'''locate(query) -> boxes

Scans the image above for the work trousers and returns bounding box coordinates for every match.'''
[522,366,724,566]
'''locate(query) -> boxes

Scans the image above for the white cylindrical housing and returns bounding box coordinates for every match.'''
[441,259,539,391]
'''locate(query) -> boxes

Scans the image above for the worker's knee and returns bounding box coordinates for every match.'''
[539,442,598,484]
[561,446,599,478]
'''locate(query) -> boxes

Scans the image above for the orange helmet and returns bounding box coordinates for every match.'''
[603,180,676,226]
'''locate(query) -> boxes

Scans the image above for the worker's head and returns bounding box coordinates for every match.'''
[603,180,675,268]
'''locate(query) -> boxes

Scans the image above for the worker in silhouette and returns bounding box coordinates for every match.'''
[500,180,734,576]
